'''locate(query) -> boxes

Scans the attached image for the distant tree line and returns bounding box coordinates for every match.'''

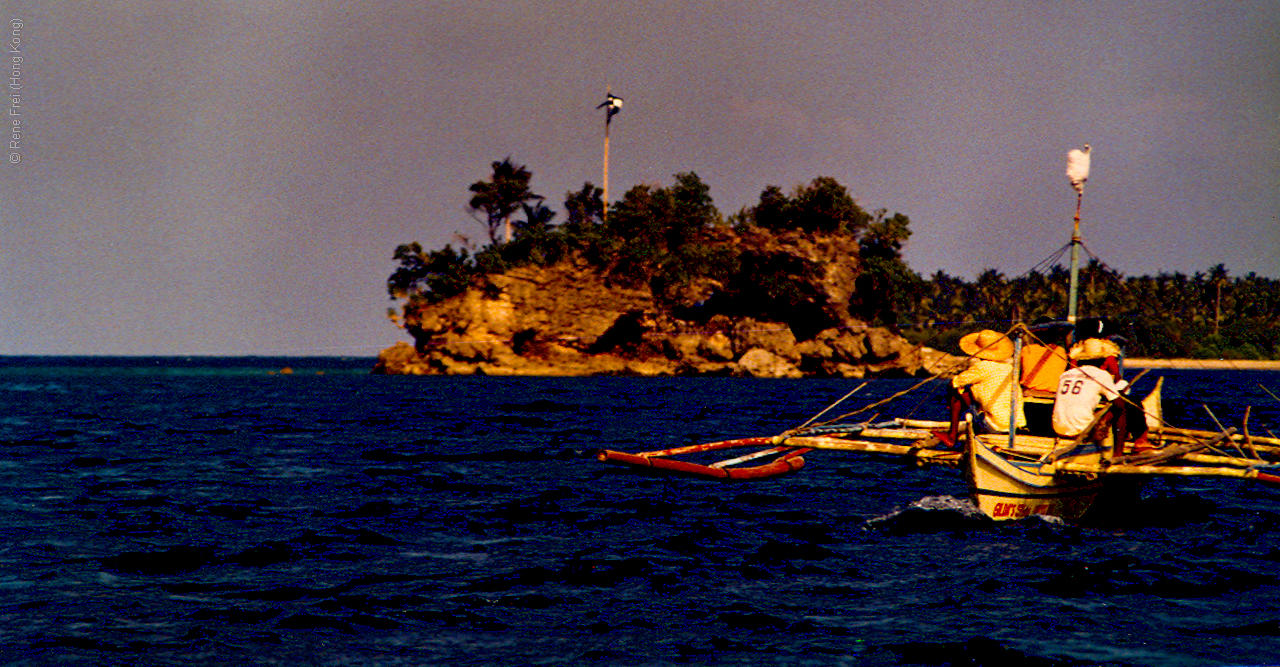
[389,158,1279,359]
[900,262,1280,360]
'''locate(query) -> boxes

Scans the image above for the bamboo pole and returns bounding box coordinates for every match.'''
[783,436,923,456]
[1068,190,1083,324]
[1243,406,1261,459]
[1117,429,1235,466]
[897,418,951,430]
[602,118,610,219]
[711,445,797,469]
[1053,461,1277,483]
[1172,452,1280,469]
[1158,427,1280,449]
[791,382,869,433]
[601,86,613,222]
[604,436,777,459]
[1010,332,1022,452]
[782,435,963,467]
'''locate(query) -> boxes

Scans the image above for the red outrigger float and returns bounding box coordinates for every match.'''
[597,437,811,480]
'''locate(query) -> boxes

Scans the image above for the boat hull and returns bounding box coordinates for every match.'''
[967,435,1105,521]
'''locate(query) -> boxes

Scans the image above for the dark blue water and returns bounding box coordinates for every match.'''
[3,358,1280,666]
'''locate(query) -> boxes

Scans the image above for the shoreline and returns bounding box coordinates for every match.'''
[1126,358,1280,370]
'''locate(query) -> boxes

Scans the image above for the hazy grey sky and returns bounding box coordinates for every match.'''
[3,0,1277,355]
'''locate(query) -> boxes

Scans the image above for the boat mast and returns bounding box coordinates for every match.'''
[1067,190,1082,324]
[1065,144,1090,325]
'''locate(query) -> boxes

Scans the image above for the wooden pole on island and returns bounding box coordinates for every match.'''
[598,88,622,222]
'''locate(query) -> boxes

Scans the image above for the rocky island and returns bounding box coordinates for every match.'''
[376,198,957,378]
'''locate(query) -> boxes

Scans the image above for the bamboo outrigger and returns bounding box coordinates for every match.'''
[596,410,1280,521]
[596,147,1280,521]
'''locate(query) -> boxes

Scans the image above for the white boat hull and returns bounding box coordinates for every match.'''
[966,434,1106,521]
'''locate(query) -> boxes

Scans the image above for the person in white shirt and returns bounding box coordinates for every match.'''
[1052,338,1152,457]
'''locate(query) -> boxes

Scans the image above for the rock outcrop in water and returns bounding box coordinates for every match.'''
[376,232,958,378]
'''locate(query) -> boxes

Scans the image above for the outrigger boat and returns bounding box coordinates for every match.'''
[597,149,1280,521]
[597,406,1280,521]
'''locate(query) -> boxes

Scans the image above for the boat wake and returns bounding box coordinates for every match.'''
[906,494,985,515]
[865,495,1064,534]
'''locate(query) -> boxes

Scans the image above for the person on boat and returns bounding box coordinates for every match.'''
[1070,317,1121,378]
[934,329,1025,449]
[1051,338,1152,456]
[1019,318,1070,437]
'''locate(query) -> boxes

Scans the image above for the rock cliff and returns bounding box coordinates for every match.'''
[375,250,958,378]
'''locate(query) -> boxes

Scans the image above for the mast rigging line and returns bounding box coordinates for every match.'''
[1021,239,1119,283]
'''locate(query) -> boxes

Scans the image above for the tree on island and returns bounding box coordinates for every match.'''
[391,160,911,340]
[468,158,541,245]
[746,176,870,235]
[852,210,918,326]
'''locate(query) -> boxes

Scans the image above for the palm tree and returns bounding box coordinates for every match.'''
[564,183,605,237]
[1209,263,1228,336]
[469,158,542,245]
[973,268,1008,325]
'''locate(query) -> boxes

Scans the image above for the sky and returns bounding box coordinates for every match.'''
[2,0,1277,356]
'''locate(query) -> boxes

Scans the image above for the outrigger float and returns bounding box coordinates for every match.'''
[597,148,1280,521]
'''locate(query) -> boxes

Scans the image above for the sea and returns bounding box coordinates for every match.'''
[3,356,1280,667]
